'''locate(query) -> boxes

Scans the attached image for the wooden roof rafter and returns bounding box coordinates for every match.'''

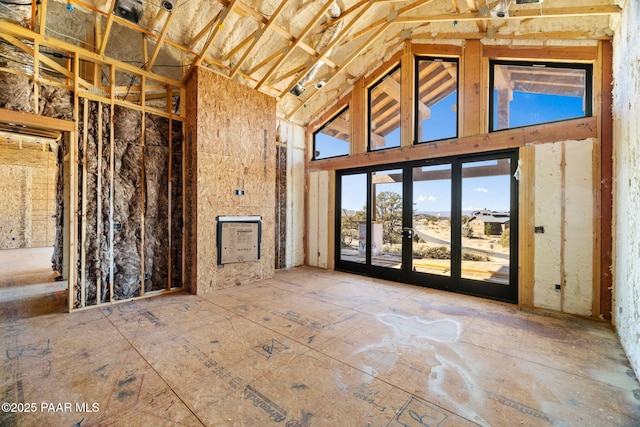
[146,10,176,71]
[278,0,373,98]
[98,0,117,55]
[229,0,292,79]
[255,0,339,91]
[284,0,439,119]
[183,0,239,83]
[286,20,394,119]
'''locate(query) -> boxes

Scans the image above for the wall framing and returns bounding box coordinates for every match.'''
[0,19,187,311]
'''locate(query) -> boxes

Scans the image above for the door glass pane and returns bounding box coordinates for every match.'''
[461,159,511,284]
[340,173,366,264]
[371,169,403,269]
[412,164,451,276]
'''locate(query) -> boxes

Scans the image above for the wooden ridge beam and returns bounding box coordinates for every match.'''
[395,5,621,25]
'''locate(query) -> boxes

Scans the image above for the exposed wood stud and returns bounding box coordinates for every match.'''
[518,145,535,307]
[109,64,115,303]
[599,40,613,320]
[80,98,89,308]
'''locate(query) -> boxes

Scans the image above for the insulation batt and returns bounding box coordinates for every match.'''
[112,106,143,299]
[144,114,170,292]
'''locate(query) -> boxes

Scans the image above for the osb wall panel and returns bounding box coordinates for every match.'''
[0,145,56,249]
[186,67,276,294]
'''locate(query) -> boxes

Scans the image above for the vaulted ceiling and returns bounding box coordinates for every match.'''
[0,0,621,123]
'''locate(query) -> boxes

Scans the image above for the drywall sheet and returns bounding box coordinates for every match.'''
[186,68,276,293]
[563,139,594,316]
[612,0,640,379]
[533,142,563,311]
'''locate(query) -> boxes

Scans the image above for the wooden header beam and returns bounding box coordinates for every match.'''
[0,108,75,132]
[309,116,597,171]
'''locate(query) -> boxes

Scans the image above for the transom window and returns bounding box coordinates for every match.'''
[489,60,592,131]
[313,107,351,160]
[368,65,401,151]
[415,57,459,143]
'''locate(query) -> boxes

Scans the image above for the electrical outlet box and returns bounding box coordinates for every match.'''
[535,226,545,234]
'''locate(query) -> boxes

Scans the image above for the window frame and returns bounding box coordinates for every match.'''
[312,105,351,161]
[414,56,460,145]
[488,60,593,133]
[367,64,402,152]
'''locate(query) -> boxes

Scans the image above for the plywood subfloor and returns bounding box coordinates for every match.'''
[1,266,639,426]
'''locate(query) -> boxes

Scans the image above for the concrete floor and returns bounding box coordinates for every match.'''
[1,251,639,426]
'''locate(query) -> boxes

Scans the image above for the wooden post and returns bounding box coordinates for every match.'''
[327,170,335,270]
[401,41,414,147]
[351,78,365,155]
[518,145,535,307]
[599,40,613,320]
[461,39,482,137]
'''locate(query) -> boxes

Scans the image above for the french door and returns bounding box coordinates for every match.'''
[336,150,518,303]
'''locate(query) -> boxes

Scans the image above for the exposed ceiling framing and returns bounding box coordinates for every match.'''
[0,0,621,123]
